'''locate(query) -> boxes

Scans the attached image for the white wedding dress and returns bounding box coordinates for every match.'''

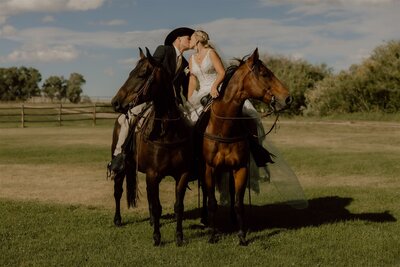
[186,49,217,122]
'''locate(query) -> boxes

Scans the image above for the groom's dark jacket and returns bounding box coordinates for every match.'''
[152,45,190,104]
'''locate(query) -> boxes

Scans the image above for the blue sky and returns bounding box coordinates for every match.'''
[0,0,399,98]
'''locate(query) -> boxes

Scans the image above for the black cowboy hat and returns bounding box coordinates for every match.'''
[164,27,194,45]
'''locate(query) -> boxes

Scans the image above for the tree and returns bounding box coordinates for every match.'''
[67,73,86,103]
[260,55,332,115]
[42,76,67,101]
[305,40,400,115]
[0,67,41,101]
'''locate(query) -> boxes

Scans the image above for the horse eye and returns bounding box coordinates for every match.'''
[138,70,149,78]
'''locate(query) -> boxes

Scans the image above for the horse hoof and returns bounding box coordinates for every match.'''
[176,238,184,247]
[208,235,218,244]
[238,234,248,246]
[176,233,184,247]
[200,217,208,227]
[114,217,122,227]
[153,234,161,246]
[239,238,248,246]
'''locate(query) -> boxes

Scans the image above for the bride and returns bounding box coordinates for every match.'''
[186,30,225,122]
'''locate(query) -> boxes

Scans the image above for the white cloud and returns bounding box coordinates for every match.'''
[66,0,105,10]
[0,25,17,37]
[3,44,79,62]
[258,0,399,17]
[42,15,55,23]
[103,67,115,77]
[260,0,396,6]
[98,19,127,26]
[0,0,105,24]
[1,26,167,50]
[195,6,399,71]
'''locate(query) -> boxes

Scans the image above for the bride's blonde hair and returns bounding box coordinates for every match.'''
[194,30,212,49]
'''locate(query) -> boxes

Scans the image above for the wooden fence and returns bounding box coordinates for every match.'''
[0,103,118,127]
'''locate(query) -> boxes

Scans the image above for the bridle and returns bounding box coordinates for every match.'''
[127,67,157,111]
[204,61,280,142]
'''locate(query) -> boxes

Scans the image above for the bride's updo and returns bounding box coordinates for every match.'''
[194,30,211,48]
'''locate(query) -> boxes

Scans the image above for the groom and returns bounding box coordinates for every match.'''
[108,27,195,174]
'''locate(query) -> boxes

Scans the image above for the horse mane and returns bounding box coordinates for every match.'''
[219,63,238,96]
[219,55,249,96]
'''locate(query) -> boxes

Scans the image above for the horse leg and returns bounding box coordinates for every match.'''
[229,171,237,225]
[205,165,218,243]
[200,176,208,226]
[146,174,162,246]
[233,167,249,246]
[174,173,189,246]
[113,172,124,226]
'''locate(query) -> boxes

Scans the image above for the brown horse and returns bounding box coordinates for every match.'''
[110,48,192,246]
[201,48,292,245]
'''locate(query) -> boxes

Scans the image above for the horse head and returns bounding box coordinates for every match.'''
[111,47,162,113]
[242,48,292,112]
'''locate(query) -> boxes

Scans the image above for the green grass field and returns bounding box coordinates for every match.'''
[1,119,399,266]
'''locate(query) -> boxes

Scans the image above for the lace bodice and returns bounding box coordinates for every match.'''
[189,49,217,107]
[191,49,217,93]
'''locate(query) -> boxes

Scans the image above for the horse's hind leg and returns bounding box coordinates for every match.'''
[205,165,218,243]
[234,168,249,246]
[113,172,124,226]
[146,174,162,246]
[174,173,189,246]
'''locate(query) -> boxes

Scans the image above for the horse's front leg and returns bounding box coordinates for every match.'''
[146,174,162,246]
[233,167,249,246]
[200,174,208,226]
[113,172,125,226]
[174,172,189,246]
[205,165,218,243]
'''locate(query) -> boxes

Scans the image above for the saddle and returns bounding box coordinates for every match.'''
[195,96,274,167]
[121,104,155,156]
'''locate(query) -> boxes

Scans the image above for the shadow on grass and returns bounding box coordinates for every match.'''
[183,196,397,233]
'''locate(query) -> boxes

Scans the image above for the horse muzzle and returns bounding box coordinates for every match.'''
[111,98,128,113]
[270,95,292,112]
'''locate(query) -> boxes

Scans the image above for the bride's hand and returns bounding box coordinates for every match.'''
[211,87,219,98]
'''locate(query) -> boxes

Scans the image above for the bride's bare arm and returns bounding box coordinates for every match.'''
[188,56,197,100]
[209,49,225,98]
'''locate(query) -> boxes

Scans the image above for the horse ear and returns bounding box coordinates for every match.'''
[139,47,145,59]
[248,48,259,64]
[145,47,160,67]
[145,47,152,58]
[145,47,154,62]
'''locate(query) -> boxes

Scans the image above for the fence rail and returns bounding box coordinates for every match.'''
[0,103,118,127]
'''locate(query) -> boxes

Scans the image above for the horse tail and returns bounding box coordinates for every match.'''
[126,169,139,208]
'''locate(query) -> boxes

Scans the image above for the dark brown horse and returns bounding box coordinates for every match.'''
[110,48,192,246]
[201,48,292,245]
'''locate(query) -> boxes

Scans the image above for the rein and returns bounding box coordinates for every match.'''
[127,68,157,110]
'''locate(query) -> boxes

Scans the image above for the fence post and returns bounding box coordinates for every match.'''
[21,104,25,128]
[93,103,97,126]
[58,103,62,126]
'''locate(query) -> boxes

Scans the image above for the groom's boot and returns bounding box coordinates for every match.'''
[108,152,126,174]
[107,115,139,175]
